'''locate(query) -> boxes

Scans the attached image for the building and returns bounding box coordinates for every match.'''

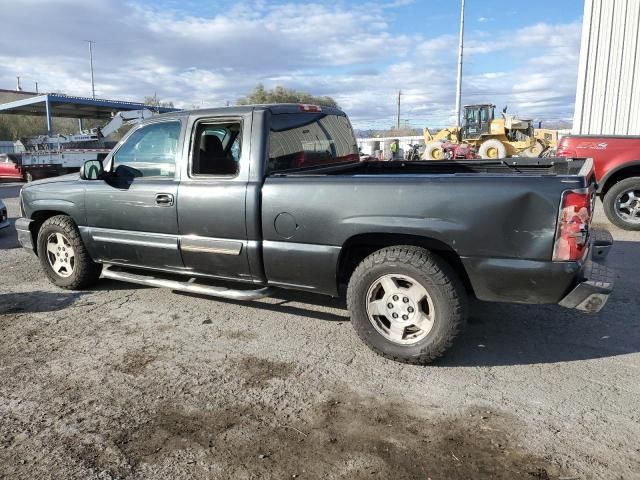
[572,0,640,135]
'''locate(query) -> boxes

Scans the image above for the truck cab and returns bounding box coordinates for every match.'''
[461,104,495,139]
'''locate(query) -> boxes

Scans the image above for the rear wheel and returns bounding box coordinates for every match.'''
[521,140,545,157]
[478,139,506,159]
[347,246,467,364]
[37,215,102,289]
[603,177,640,230]
[423,142,444,160]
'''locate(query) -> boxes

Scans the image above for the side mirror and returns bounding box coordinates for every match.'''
[81,159,104,180]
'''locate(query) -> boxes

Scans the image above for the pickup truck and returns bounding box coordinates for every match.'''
[15,104,614,364]
[558,135,640,230]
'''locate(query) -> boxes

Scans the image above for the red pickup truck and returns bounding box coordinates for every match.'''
[0,154,23,181]
[558,135,640,230]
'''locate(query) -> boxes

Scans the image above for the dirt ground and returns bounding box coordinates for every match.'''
[1,182,639,479]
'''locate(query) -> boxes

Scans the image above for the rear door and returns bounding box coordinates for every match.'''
[83,119,184,269]
[176,116,253,281]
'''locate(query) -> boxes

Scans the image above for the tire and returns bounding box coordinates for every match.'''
[36,215,102,289]
[423,142,444,160]
[521,140,544,158]
[478,139,507,159]
[347,246,467,364]
[603,177,640,230]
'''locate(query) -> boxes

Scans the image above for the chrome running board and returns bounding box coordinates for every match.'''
[101,265,273,301]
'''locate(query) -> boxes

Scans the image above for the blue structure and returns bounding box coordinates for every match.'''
[0,93,180,136]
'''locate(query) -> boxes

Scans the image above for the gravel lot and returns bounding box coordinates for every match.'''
[1,181,638,480]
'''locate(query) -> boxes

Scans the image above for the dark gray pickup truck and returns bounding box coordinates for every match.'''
[16,104,615,364]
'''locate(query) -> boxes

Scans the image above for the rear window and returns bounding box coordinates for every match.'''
[267,113,359,173]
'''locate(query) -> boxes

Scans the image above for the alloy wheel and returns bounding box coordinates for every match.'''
[46,233,75,278]
[366,274,436,345]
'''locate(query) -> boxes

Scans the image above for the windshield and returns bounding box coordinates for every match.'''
[267,113,359,173]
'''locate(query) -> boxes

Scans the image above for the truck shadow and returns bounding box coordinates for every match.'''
[0,183,23,199]
[0,290,82,315]
[175,288,349,323]
[0,218,20,250]
[175,240,639,366]
[438,239,640,367]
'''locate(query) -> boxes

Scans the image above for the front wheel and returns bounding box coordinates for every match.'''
[603,177,640,230]
[37,215,102,289]
[347,246,467,364]
[478,139,506,159]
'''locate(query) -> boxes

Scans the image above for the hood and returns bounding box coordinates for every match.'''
[25,172,80,188]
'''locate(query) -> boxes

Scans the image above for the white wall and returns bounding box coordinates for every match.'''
[573,0,640,135]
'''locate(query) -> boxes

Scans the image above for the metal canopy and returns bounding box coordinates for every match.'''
[0,94,180,135]
[0,94,179,119]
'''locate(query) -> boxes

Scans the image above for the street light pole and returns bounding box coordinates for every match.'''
[455,0,465,129]
[86,40,96,99]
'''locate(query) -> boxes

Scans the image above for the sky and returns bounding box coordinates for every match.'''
[0,0,585,129]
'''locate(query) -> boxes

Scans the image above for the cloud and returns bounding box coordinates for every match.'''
[0,0,581,129]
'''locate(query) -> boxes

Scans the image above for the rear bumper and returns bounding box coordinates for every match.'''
[461,228,614,309]
[558,229,614,313]
[558,259,614,313]
[15,217,35,253]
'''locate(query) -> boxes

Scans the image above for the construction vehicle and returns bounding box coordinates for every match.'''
[18,109,156,181]
[422,104,557,160]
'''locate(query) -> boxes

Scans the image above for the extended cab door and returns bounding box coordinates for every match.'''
[176,115,253,281]
[83,119,184,269]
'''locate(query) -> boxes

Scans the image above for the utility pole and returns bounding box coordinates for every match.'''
[396,91,401,130]
[35,81,38,94]
[455,0,465,129]
[16,76,22,91]
[86,40,96,98]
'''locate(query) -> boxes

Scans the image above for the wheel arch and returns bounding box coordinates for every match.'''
[599,161,640,195]
[29,210,70,256]
[336,232,474,296]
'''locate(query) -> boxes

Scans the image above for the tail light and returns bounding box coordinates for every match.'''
[552,189,592,261]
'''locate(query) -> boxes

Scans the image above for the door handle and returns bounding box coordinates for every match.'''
[155,193,174,206]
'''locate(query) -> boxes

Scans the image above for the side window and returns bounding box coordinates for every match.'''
[112,121,181,178]
[191,121,241,176]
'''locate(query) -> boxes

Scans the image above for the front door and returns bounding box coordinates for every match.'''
[84,120,184,270]
[177,117,253,282]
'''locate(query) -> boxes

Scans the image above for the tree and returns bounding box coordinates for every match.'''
[143,94,174,108]
[237,84,338,108]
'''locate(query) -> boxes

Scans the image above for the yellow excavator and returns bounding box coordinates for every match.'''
[423,104,557,160]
